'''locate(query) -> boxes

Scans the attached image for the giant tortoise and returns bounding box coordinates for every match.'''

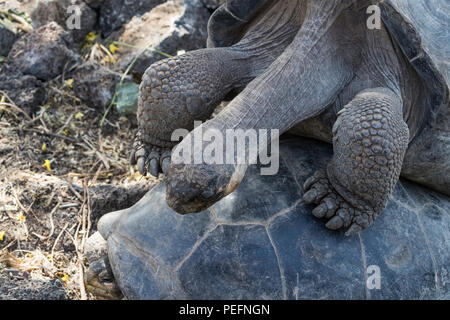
[130,0,449,236]
[86,0,450,299]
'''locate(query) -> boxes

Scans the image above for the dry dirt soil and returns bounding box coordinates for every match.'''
[0,74,158,299]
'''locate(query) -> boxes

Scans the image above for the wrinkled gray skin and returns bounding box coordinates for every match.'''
[131,0,449,236]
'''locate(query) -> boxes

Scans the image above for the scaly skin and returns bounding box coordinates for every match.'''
[303,88,410,235]
[132,0,438,237]
[131,47,277,177]
[131,48,251,176]
[131,0,305,177]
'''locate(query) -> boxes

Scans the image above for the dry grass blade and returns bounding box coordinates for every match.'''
[17,128,78,143]
[31,201,60,241]
[0,252,40,271]
[50,222,69,263]
[0,90,32,121]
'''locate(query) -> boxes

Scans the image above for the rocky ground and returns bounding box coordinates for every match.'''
[0,0,221,299]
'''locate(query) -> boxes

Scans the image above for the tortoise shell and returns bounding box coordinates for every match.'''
[98,137,450,299]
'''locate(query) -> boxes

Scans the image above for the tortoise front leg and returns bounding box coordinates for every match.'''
[132,0,306,177]
[131,48,254,177]
[303,88,409,236]
[165,1,355,213]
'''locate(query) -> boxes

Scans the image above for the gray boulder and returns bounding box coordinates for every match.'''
[89,137,450,299]
[72,62,129,110]
[0,27,18,57]
[0,65,47,115]
[31,0,98,43]
[112,0,210,77]
[83,0,105,10]
[8,22,80,81]
[98,0,167,36]
[0,272,68,300]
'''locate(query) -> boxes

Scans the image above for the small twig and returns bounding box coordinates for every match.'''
[76,142,93,151]
[18,128,78,143]
[67,179,91,300]
[79,180,91,250]
[95,151,110,170]
[0,90,31,121]
[100,92,117,128]
[0,105,20,119]
[81,135,96,150]
[55,113,75,135]
[31,201,60,241]
[9,182,30,214]
[50,86,81,102]
[101,117,119,128]
[65,181,83,202]
[98,43,115,60]
[50,222,69,263]
[0,239,16,252]
[52,63,80,83]
[90,163,103,186]
[78,262,88,300]
[23,107,46,127]
[39,114,49,132]
[59,203,80,209]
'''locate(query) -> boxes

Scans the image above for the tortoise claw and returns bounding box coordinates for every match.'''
[305,169,378,235]
[129,149,136,165]
[345,223,363,237]
[161,157,171,175]
[137,157,146,175]
[326,216,344,230]
[149,158,159,177]
[160,150,172,175]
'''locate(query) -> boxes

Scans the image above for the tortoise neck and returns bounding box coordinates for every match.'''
[228,0,306,80]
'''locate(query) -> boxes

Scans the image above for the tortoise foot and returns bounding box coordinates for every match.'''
[130,130,172,177]
[166,161,246,214]
[303,169,376,236]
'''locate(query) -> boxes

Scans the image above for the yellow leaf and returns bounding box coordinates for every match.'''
[74,112,84,120]
[0,95,5,104]
[65,78,74,88]
[0,231,5,241]
[109,43,118,54]
[41,143,47,152]
[104,55,117,64]
[18,214,26,223]
[43,159,52,171]
[85,32,97,42]
[61,274,69,284]
[63,129,68,136]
